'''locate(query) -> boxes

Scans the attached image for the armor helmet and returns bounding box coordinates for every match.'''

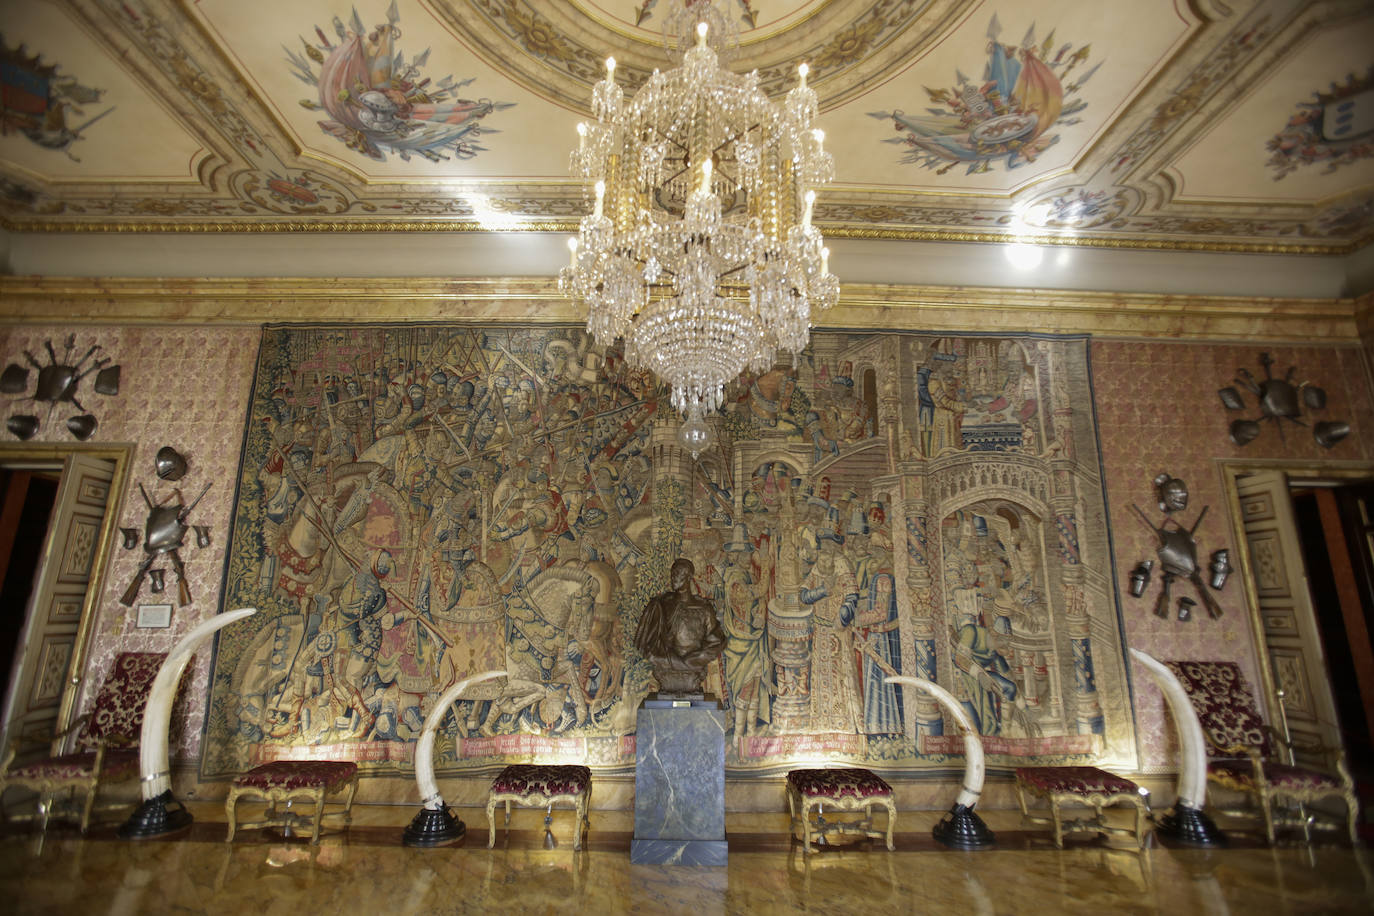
[1153,473,1188,513]
[155,446,188,480]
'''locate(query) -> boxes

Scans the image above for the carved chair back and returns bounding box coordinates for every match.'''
[1164,660,1274,760]
[74,651,166,752]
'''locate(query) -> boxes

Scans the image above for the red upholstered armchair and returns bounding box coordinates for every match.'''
[1165,660,1358,844]
[0,652,165,832]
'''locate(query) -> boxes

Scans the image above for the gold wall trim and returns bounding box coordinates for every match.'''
[0,276,1361,343]
[0,217,1363,255]
[818,227,1366,256]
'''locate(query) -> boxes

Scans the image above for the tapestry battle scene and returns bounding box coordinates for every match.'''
[202,326,1137,778]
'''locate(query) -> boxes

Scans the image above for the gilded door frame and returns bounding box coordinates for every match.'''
[1219,457,1374,727]
[0,443,133,738]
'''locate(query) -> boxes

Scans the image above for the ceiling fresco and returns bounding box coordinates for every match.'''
[0,0,1370,253]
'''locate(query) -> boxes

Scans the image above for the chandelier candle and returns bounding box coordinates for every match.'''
[561,18,839,445]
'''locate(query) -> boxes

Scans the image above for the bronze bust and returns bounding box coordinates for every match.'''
[635,558,726,696]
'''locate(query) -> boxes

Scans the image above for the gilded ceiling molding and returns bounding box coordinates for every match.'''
[0,215,1364,254]
[0,276,1359,343]
[1354,288,1374,341]
[5,200,1365,254]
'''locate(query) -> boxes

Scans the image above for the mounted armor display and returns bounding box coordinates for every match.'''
[119,447,211,607]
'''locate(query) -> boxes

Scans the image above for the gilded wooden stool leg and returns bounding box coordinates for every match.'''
[575,792,588,851]
[1050,795,1064,849]
[311,790,326,844]
[37,791,52,834]
[487,796,498,848]
[1347,793,1360,846]
[803,799,817,853]
[79,785,97,834]
[341,777,358,825]
[882,797,896,850]
[225,787,240,843]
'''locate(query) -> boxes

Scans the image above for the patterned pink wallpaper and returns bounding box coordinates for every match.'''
[0,325,259,758]
[1092,340,1374,770]
[1,325,1369,778]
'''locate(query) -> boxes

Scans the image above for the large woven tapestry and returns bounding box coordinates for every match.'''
[202,326,1136,777]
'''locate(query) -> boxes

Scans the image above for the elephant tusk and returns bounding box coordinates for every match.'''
[1128,648,1207,809]
[138,607,257,801]
[413,669,507,809]
[885,675,984,808]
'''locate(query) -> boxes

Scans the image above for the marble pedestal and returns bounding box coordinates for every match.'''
[631,706,727,865]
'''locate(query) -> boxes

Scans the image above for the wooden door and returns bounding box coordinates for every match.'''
[1235,470,1344,766]
[0,454,114,754]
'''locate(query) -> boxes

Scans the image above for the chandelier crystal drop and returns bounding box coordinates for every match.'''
[560,13,839,429]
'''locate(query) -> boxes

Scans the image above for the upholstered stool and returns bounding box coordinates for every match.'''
[1014,766,1149,848]
[486,764,592,850]
[225,760,359,845]
[786,768,896,853]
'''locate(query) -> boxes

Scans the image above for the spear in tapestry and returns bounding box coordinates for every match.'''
[271,451,450,648]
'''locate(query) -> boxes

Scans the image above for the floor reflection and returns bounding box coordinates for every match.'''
[1,814,1371,915]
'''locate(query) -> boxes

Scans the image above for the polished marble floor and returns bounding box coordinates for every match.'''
[1,801,1372,915]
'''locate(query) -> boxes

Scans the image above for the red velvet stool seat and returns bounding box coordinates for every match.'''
[486,764,592,850]
[1014,766,1149,848]
[786,768,896,853]
[225,760,359,845]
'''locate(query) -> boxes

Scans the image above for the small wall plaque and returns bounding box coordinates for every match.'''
[137,603,172,629]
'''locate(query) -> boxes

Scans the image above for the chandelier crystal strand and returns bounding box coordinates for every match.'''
[561,8,837,428]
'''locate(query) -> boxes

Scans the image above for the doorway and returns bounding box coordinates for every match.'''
[0,467,62,704]
[0,445,130,754]
[1290,482,1374,784]
[1223,462,1374,781]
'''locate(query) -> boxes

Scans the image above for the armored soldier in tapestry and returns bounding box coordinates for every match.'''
[206,326,659,776]
[205,327,1133,778]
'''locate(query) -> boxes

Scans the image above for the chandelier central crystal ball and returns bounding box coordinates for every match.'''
[560,18,839,450]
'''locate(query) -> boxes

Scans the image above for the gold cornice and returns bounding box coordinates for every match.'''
[819,226,1365,256]
[1,215,1364,255]
[0,276,1360,343]
[836,283,1360,342]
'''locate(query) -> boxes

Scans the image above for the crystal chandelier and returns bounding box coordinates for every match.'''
[560,7,839,455]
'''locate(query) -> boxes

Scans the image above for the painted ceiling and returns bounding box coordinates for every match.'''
[1,0,1371,253]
